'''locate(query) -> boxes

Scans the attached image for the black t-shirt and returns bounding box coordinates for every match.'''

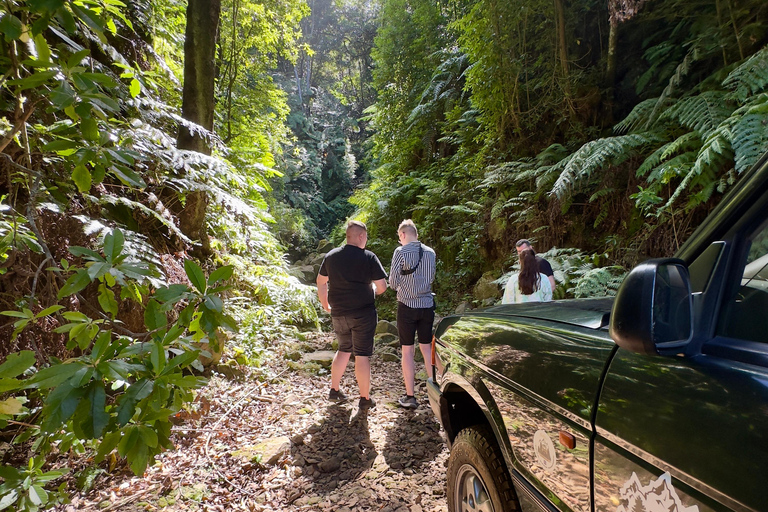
[318,245,388,316]
[536,256,554,277]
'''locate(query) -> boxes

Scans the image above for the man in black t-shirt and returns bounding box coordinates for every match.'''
[317,221,388,409]
[516,239,555,291]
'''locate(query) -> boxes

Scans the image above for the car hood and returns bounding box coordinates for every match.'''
[459,297,614,330]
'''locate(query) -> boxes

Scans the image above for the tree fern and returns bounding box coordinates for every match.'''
[614,98,659,134]
[730,94,768,174]
[661,91,733,134]
[645,44,699,130]
[550,133,661,199]
[723,44,768,102]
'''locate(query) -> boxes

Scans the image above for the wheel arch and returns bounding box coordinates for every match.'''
[440,374,515,464]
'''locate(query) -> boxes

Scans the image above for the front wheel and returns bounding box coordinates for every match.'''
[446,426,519,512]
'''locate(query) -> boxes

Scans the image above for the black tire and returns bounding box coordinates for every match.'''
[446,426,519,512]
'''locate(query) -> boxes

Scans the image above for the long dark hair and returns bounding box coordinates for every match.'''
[518,249,540,295]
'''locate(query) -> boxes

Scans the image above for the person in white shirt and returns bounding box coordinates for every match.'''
[502,248,553,304]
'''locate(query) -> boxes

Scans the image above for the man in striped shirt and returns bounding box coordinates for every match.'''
[389,220,437,409]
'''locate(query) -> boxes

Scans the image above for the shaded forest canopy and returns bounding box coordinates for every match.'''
[0,0,767,507]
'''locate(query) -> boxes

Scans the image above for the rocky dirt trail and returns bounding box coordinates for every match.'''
[59,331,449,512]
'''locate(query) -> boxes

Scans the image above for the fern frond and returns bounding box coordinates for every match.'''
[723,44,768,101]
[646,151,696,185]
[589,188,616,202]
[614,98,659,134]
[731,94,768,173]
[645,45,699,129]
[661,91,733,134]
[550,133,661,199]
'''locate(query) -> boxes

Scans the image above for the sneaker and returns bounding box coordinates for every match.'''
[328,388,348,402]
[358,397,376,409]
[398,395,418,409]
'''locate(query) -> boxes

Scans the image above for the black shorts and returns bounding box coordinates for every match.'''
[397,302,435,347]
[331,308,377,357]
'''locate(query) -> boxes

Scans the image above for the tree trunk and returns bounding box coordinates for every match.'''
[177,0,221,255]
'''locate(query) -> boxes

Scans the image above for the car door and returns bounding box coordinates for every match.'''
[439,311,614,512]
[593,216,768,511]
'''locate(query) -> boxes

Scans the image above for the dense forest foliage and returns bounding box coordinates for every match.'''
[342,0,768,303]
[1,0,767,507]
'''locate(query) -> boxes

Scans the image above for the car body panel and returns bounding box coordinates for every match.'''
[435,303,616,512]
[595,347,768,512]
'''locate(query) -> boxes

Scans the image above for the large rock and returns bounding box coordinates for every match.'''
[375,320,399,336]
[232,436,290,466]
[298,265,317,283]
[316,240,336,253]
[301,350,335,368]
[455,302,471,314]
[473,271,502,301]
[375,333,398,345]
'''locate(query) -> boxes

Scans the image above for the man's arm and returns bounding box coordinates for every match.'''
[373,278,387,296]
[316,274,331,312]
[548,275,556,291]
[388,250,402,291]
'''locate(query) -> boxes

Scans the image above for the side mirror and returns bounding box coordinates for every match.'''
[609,259,693,355]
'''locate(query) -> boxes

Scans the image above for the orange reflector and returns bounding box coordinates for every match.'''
[559,431,576,450]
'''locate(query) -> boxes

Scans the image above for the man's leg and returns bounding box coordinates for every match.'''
[401,345,416,395]
[350,309,377,401]
[397,302,418,396]
[354,355,371,398]
[330,316,353,394]
[331,350,352,390]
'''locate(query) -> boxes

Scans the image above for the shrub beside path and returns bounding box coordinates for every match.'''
[60,332,449,512]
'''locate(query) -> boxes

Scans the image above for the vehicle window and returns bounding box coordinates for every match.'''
[716,220,768,343]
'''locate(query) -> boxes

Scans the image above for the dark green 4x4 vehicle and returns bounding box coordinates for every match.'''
[427,153,768,512]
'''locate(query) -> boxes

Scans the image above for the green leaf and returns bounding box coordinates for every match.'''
[40,381,84,431]
[69,246,102,259]
[184,260,206,294]
[0,310,31,319]
[137,425,158,448]
[36,305,64,318]
[42,138,78,152]
[208,265,233,285]
[154,284,188,303]
[0,489,18,509]
[117,425,139,457]
[127,436,149,475]
[81,117,100,142]
[144,299,166,331]
[72,164,92,193]
[67,48,90,68]
[33,33,51,63]
[29,485,47,506]
[77,381,108,438]
[203,295,223,313]
[129,78,141,98]
[0,398,23,415]
[161,350,199,375]
[150,341,165,373]
[58,268,92,298]
[116,378,153,426]
[95,431,121,462]
[98,284,118,317]
[104,229,124,262]
[0,351,36,379]
[0,14,22,42]
[27,362,84,389]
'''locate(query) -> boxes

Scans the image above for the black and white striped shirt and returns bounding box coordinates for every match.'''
[389,241,436,309]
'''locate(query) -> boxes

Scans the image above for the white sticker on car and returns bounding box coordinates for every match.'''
[533,429,557,472]
[617,472,699,512]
